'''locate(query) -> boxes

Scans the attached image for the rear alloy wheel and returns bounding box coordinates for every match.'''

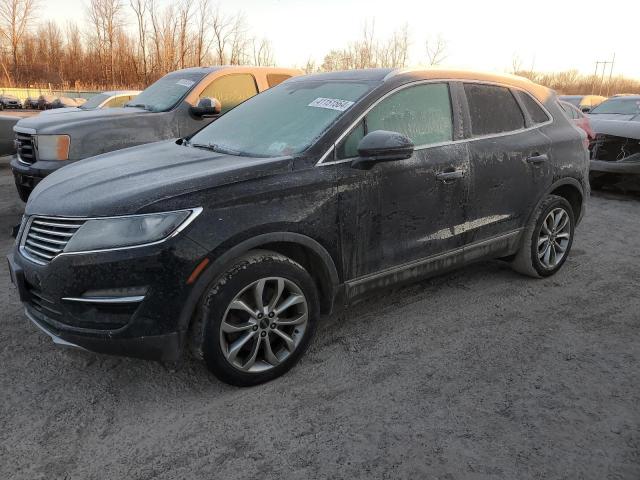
[511,194,575,278]
[200,250,318,386]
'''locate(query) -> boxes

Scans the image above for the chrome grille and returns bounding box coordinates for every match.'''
[20,217,85,264]
[16,132,35,164]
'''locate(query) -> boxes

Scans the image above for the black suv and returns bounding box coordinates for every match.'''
[8,69,589,386]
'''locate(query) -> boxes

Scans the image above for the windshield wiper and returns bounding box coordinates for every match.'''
[124,103,150,110]
[189,142,241,156]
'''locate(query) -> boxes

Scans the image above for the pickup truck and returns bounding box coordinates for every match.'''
[11,66,301,201]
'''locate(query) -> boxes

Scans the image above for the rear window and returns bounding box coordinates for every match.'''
[516,91,550,124]
[464,84,525,136]
[590,97,640,115]
[267,74,292,88]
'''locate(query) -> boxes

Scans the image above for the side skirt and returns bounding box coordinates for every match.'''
[344,229,523,302]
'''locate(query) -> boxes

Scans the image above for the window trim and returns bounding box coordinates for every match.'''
[316,78,554,167]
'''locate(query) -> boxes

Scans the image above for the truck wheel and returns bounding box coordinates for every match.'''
[200,250,319,386]
[511,195,575,278]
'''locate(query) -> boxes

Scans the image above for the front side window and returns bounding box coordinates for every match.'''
[80,93,109,110]
[104,96,130,108]
[464,83,525,136]
[199,74,259,114]
[189,80,373,157]
[267,74,292,88]
[337,83,453,159]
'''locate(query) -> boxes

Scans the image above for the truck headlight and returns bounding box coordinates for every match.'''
[64,209,202,253]
[36,134,70,160]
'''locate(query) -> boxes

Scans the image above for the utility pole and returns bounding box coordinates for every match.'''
[593,54,615,95]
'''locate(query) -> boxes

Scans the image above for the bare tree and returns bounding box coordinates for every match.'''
[194,0,212,66]
[210,6,231,65]
[228,13,248,65]
[425,34,447,66]
[0,0,37,83]
[251,37,273,66]
[130,0,148,82]
[510,53,523,74]
[176,0,192,69]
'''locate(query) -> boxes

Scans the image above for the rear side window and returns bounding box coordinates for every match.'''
[336,83,453,159]
[516,91,550,124]
[267,74,292,88]
[464,83,525,136]
[199,74,259,113]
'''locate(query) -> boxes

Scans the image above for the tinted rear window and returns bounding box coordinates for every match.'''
[464,84,525,136]
[516,91,550,124]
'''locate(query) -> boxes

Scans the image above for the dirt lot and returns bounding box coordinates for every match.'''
[1,159,638,480]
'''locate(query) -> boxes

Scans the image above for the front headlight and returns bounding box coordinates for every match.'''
[64,209,201,253]
[36,134,70,161]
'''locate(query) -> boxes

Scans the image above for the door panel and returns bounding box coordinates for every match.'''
[337,142,470,281]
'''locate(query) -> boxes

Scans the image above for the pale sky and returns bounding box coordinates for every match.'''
[44,0,640,79]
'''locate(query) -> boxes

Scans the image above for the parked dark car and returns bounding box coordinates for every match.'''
[10,66,301,201]
[0,94,23,109]
[24,97,39,109]
[588,95,640,190]
[7,68,589,386]
[38,90,141,116]
[50,96,81,109]
[37,94,57,110]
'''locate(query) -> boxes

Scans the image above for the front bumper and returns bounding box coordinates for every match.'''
[590,159,640,175]
[7,231,209,362]
[10,154,73,185]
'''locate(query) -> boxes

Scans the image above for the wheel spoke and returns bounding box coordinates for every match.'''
[253,279,266,311]
[541,219,552,235]
[262,335,280,366]
[553,210,565,229]
[557,213,569,232]
[226,331,257,364]
[275,312,308,326]
[272,328,295,352]
[275,294,304,315]
[556,241,568,253]
[222,320,256,333]
[229,299,258,317]
[538,235,549,247]
[556,232,570,239]
[543,243,552,265]
[267,278,285,311]
[241,334,262,370]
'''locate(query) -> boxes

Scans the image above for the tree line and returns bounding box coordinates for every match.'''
[0,0,638,94]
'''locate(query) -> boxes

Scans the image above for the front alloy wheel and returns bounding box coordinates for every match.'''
[200,250,319,386]
[220,277,309,372]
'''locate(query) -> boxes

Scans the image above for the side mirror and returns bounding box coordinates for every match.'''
[190,97,221,117]
[351,130,414,170]
[581,106,591,113]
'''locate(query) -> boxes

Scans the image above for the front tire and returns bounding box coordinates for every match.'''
[200,250,319,386]
[511,195,575,278]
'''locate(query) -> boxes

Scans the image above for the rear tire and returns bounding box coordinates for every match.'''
[200,250,319,386]
[511,195,575,278]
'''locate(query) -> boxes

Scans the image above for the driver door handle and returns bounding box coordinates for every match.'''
[436,169,465,182]
[526,153,548,164]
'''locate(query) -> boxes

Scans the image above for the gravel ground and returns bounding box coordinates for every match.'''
[1,160,638,479]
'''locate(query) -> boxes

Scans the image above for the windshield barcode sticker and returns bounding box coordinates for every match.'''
[308,97,355,111]
[176,79,195,87]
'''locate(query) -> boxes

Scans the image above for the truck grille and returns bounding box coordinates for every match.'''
[16,132,36,164]
[20,217,85,264]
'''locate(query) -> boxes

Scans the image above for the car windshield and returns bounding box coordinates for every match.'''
[189,80,374,157]
[124,71,206,112]
[80,93,109,110]
[590,98,640,115]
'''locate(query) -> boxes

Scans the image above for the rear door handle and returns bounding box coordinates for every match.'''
[526,153,548,164]
[436,169,465,182]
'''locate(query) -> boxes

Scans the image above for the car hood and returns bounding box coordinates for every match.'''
[14,106,149,134]
[38,107,81,115]
[588,113,639,121]
[590,118,640,140]
[26,140,293,217]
